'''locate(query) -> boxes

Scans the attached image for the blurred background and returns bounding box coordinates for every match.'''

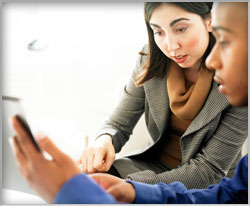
[2,2,152,160]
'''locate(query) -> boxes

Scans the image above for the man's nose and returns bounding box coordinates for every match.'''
[205,46,222,70]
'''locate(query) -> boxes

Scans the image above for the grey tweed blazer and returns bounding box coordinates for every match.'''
[98,45,248,189]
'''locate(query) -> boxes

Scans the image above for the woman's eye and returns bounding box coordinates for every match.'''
[176,27,187,33]
[154,31,163,36]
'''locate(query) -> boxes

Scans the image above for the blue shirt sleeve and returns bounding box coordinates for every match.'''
[54,173,117,204]
[129,154,248,204]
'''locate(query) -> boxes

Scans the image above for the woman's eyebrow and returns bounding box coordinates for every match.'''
[150,22,161,28]
[170,17,190,27]
[150,17,190,29]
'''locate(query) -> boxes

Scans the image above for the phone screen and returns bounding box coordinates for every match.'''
[15,114,42,152]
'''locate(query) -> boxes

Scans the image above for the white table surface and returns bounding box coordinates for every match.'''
[2,189,46,204]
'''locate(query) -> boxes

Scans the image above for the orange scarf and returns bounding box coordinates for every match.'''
[157,62,214,168]
[167,62,214,120]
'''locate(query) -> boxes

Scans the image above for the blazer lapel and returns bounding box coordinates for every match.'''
[183,81,230,137]
[144,78,229,139]
[144,76,170,136]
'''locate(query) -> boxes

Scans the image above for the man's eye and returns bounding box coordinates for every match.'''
[219,41,229,47]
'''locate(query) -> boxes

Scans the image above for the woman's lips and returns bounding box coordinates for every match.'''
[173,55,188,63]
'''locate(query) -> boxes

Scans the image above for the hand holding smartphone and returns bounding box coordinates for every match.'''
[14,114,42,152]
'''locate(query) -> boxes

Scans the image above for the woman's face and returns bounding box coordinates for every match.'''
[149,3,212,71]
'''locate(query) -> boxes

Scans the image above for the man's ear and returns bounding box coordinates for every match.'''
[206,16,212,32]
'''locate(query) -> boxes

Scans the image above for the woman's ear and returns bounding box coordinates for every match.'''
[206,17,212,32]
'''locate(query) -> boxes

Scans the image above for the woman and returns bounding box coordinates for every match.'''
[78,2,248,189]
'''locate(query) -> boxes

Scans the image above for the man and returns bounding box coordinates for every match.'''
[9,2,248,204]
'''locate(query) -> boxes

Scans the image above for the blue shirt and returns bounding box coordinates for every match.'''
[54,173,116,204]
[54,154,248,204]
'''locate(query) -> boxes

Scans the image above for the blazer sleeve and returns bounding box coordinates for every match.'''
[96,45,148,153]
[127,105,248,189]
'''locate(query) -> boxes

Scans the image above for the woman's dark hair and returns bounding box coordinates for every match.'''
[135,2,215,86]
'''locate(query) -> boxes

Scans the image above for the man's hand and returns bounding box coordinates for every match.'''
[90,173,136,203]
[9,116,81,203]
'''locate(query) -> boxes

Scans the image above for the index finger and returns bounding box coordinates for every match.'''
[11,116,41,160]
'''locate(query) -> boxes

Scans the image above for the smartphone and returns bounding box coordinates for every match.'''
[15,114,42,152]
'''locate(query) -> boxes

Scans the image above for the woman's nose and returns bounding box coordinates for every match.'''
[164,35,180,52]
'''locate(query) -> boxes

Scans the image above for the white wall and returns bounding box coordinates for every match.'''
[2,2,153,159]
